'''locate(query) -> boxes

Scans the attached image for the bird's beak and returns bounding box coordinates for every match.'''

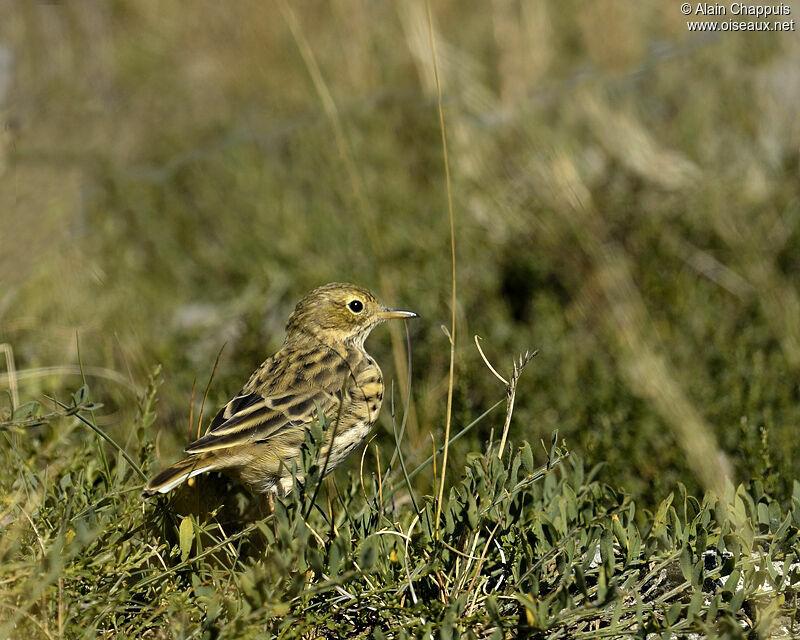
[377,308,419,320]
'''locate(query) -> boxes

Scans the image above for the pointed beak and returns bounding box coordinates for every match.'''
[377,308,419,320]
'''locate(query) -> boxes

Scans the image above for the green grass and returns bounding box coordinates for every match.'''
[2,1,800,637]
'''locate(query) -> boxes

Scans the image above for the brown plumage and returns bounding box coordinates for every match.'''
[143,283,417,497]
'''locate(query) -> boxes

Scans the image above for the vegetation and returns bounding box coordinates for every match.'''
[1,1,799,637]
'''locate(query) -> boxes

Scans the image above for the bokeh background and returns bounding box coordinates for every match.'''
[2,0,799,511]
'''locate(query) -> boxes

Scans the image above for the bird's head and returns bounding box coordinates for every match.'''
[285,282,418,347]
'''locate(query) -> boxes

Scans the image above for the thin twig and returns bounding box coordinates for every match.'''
[497,350,538,460]
[187,378,196,441]
[386,323,423,522]
[474,335,508,385]
[198,344,225,437]
[374,443,383,512]
[473,335,538,460]
[403,514,421,605]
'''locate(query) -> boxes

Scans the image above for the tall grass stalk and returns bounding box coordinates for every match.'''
[425,0,457,539]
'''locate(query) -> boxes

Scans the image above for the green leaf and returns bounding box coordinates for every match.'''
[445,504,456,535]
[695,524,707,555]
[722,568,740,594]
[467,493,478,529]
[634,593,644,626]
[520,442,534,475]
[439,611,456,640]
[73,385,89,406]
[573,564,588,597]
[687,590,703,620]
[728,589,744,613]
[596,563,608,602]
[12,401,40,420]
[706,594,719,622]
[358,536,377,570]
[692,558,703,587]
[665,602,681,626]
[679,545,692,582]
[600,529,614,575]
[179,516,193,563]
[757,502,770,526]
[612,515,627,550]
[627,526,641,566]
[485,595,499,620]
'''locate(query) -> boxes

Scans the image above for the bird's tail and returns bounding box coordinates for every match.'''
[143,456,216,496]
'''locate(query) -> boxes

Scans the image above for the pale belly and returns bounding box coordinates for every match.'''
[323,419,374,471]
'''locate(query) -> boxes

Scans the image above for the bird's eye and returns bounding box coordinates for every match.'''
[348,300,364,313]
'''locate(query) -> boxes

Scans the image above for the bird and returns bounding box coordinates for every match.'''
[143,282,418,498]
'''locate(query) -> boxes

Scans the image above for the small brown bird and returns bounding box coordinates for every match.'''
[143,283,417,497]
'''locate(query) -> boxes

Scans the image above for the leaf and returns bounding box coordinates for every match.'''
[687,590,703,620]
[467,493,478,529]
[307,548,324,575]
[679,545,692,582]
[722,568,740,594]
[358,536,377,570]
[695,524,707,556]
[634,593,644,626]
[179,516,193,563]
[439,611,456,640]
[574,564,588,597]
[521,442,534,475]
[12,401,40,420]
[706,594,719,622]
[692,558,703,587]
[728,589,744,614]
[665,602,681,626]
[445,504,456,535]
[600,529,614,575]
[73,385,89,406]
[612,514,627,550]
[596,563,608,602]
[485,595,499,620]
[626,526,641,566]
[563,485,578,523]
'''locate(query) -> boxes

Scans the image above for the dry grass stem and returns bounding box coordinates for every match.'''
[425,0,458,541]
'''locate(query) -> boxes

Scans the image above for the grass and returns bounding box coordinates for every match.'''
[1,1,800,637]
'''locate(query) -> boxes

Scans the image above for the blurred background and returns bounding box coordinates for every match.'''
[1,0,798,509]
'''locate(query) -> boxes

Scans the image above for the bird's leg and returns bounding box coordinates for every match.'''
[265,491,275,515]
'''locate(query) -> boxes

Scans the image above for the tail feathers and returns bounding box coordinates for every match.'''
[143,456,215,496]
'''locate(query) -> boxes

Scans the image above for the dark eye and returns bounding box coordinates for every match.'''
[348,300,363,313]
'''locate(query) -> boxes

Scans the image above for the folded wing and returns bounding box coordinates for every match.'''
[185,387,342,454]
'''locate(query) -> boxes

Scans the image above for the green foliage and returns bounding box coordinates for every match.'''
[2,379,799,637]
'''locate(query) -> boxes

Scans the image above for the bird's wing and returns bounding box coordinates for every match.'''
[184,346,352,454]
[184,387,343,454]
